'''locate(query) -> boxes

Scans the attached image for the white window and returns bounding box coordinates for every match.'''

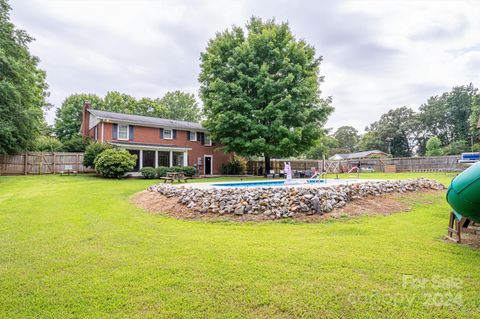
[189,131,197,141]
[118,124,129,140]
[204,134,212,146]
[163,129,173,139]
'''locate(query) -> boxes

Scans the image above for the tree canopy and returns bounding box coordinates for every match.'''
[0,0,49,154]
[199,17,333,172]
[356,84,480,157]
[158,91,201,122]
[333,126,358,152]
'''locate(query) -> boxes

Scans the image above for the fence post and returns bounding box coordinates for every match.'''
[24,152,28,175]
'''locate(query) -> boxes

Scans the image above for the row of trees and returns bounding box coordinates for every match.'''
[304,84,480,159]
[358,84,479,157]
[0,0,49,155]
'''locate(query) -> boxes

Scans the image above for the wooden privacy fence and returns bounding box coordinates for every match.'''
[0,152,95,175]
[248,155,463,175]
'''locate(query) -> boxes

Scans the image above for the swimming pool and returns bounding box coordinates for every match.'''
[211,179,325,188]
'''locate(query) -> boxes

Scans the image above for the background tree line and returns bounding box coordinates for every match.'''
[305,83,480,159]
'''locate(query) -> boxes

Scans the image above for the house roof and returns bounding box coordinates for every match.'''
[329,150,388,160]
[88,109,205,131]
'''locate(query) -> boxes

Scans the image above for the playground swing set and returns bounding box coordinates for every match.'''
[446,161,480,243]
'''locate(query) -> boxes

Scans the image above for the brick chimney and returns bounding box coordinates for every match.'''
[81,100,91,138]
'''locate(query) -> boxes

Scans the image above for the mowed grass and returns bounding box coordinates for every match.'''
[0,173,479,318]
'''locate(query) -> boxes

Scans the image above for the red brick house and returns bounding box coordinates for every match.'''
[80,102,231,175]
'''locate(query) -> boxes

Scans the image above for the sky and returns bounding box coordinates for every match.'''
[9,0,480,132]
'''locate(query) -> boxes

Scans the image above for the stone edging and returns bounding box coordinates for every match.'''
[148,179,445,219]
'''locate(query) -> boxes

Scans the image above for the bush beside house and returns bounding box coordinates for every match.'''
[140,167,157,179]
[94,149,137,178]
[83,143,112,168]
[220,157,247,175]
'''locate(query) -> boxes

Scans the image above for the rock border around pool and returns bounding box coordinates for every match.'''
[147,179,445,219]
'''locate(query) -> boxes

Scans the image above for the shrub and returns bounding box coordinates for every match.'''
[140,167,156,179]
[155,166,170,178]
[63,136,89,152]
[222,156,247,175]
[155,166,196,178]
[32,136,64,152]
[83,143,112,168]
[443,140,469,155]
[94,149,137,178]
[426,136,443,156]
[181,166,196,176]
[220,163,228,175]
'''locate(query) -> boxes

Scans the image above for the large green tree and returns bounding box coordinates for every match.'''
[54,93,103,141]
[158,91,201,122]
[333,126,359,152]
[199,17,333,173]
[417,84,478,148]
[360,107,416,157]
[0,0,49,154]
[303,131,338,159]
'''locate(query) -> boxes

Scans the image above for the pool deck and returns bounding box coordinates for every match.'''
[178,178,382,189]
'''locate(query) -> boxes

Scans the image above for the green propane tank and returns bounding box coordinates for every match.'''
[446,161,480,223]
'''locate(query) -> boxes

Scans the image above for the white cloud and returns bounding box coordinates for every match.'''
[9,0,480,132]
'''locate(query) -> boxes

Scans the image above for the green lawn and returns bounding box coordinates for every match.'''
[0,173,479,318]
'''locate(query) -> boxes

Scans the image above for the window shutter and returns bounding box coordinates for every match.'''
[196,133,201,142]
[187,131,190,141]
[160,128,164,139]
[173,129,177,140]
[112,124,118,139]
[129,125,134,141]
[200,132,205,145]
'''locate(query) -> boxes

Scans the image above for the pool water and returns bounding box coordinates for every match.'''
[212,179,325,188]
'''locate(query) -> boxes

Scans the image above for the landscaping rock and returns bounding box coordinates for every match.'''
[148,179,445,219]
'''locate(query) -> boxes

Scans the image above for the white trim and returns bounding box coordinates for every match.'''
[169,151,173,168]
[163,128,173,140]
[109,142,191,152]
[204,155,213,175]
[183,151,188,166]
[155,150,159,168]
[139,150,143,170]
[118,124,129,140]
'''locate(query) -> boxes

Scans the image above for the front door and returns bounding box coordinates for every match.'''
[204,156,212,175]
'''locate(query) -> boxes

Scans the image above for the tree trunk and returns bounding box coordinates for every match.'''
[264,155,270,177]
